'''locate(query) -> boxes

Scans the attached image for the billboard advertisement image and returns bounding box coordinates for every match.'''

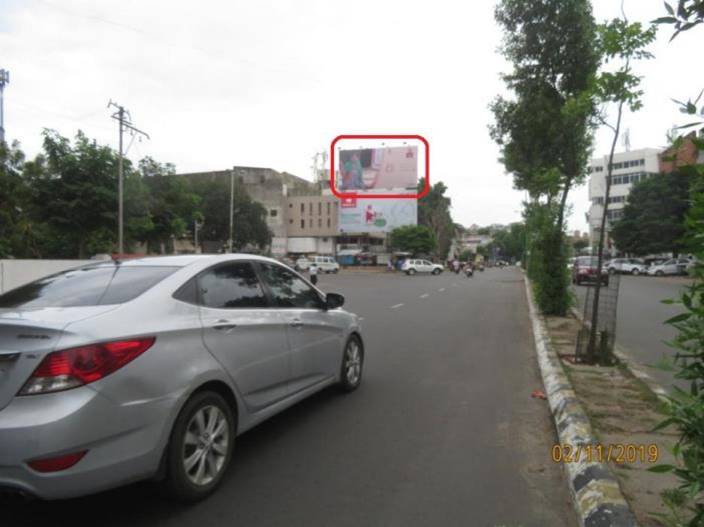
[338,198,417,233]
[338,146,418,191]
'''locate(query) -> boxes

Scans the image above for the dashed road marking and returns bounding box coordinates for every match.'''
[390,303,404,309]
[420,293,429,298]
[438,288,445,292]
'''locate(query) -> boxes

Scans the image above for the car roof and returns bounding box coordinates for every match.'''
[87,254,279,269]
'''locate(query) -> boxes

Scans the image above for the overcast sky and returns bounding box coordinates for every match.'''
[1,0,701,233]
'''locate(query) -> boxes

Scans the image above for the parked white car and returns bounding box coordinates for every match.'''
[606,258,647,275]
[647,258,690,276]
[401,259,443,275]
[296,256,340,273]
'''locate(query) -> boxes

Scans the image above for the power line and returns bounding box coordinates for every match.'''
[108,100,150,254]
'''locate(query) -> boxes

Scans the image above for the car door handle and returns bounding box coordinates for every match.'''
[289,319,304,328]
[212,320,237,331]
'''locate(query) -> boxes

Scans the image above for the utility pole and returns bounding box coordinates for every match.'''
[0,69,10,144]
[108,100,149,254]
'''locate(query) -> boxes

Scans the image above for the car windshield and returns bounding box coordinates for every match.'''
[0,265,178,308]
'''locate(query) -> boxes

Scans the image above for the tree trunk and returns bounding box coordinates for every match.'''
[586,101,624,363]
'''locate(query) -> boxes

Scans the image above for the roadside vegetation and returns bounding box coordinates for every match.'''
[0,130,270,258]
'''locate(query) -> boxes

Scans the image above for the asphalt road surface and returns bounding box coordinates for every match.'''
[6,267,576,527]
[573,275,692,390]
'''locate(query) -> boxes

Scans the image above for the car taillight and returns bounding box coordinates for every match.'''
[27,451,87,473]
[18,337,155,395]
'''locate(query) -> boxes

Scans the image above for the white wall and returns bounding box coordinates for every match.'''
[0,259,94,294]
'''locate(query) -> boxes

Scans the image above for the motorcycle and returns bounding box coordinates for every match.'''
[465,265,474,278]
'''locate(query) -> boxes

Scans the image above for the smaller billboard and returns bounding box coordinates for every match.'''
[338,198,417,233]
[337,146,417,191]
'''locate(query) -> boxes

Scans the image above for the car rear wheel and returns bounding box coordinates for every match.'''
[656,270,664,276]
[432,268,440,275]
[339,335,363,392]
[162,391,235,502]
[608,268,616,274]
[631,268,640,276]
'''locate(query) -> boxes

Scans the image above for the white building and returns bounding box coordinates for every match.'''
[587,148,661,251]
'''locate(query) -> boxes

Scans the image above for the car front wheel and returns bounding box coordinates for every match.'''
[632,268,640,276]
[407,268,416,275]
[656,270,664,276]
[339,335,364,392]
[162,391,235,502]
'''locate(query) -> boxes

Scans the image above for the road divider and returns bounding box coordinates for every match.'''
[524,276,638,527]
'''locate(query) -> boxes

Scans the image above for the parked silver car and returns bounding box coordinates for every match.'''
[0,255,363,501]
[646,257,690,276]
[606,258,647,275]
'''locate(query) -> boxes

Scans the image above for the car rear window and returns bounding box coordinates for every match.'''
[0,265,179,308]
[577,257,598,266]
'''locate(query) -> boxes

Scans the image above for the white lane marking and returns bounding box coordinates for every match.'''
[438,288,446,292]
[359,317,365,321]
[390,303,404,309]
[420,293,429,298]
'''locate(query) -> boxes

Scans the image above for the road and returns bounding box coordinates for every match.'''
[573,275,692,390]
[6,268,576,527]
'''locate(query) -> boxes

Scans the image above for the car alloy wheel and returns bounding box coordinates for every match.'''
[632,268,640,276]
[183,405,230,486]
[163,391,235,501]
[408,269,416,275]
[432,268,440,275]
[339,336,363,392]
[656,270,664,276]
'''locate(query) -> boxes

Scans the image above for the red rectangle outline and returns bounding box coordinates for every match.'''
[330,134,429,199]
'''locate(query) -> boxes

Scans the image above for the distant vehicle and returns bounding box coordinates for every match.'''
[606,258,647,275]
[401,259,443,275]
[572,256,609,286]
[295,256,339,273]
[295,257,311,271]
[647,258,690,276]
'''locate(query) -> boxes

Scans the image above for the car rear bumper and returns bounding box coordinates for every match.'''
[0,386,177,500]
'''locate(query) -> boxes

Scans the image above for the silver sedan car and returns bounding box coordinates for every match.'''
[0,254,364,501]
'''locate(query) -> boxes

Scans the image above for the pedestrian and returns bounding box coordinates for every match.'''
[387,260,394,272]
[309,262,319,286]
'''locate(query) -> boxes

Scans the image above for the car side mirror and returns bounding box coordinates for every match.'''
[325,292,345,310]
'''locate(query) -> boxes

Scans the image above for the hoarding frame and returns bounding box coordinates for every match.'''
[330,135,429,200]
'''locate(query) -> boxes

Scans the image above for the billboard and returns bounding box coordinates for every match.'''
[337,146,417,192]
[338,198,417,233]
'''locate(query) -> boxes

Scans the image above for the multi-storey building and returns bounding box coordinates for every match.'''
[177,166,319,254]
[284,195,338,255]
[587,148,662,250]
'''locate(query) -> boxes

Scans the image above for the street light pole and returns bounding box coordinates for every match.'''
[228,170,234,253]
[0,69,10,144]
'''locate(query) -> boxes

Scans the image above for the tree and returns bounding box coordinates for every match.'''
[0,140,38,257]
[491,222,526,261]
[25,130,122,258]
[654,0,704,40]
[139,158,200,254]
[572,237,589,253]
[587,17,657,363]
[611,172,691,256]
[389,225,437,256]
[190,177,271,251]
[491,0,599,316]
[417,181,454,259]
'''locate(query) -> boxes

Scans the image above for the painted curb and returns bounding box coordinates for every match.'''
[524,277,639,527]
[569,306,669,401]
